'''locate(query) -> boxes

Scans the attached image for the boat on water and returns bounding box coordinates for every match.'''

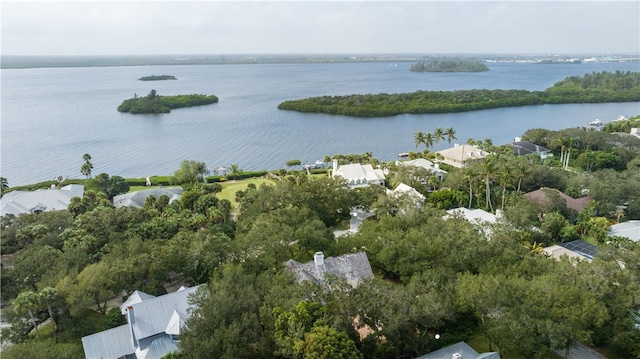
[588,119,603,127]
[398,152,409,158]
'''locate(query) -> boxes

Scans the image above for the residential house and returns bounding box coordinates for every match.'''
[396,158,447,181]
[82,285,200,359]
[415,341,500,359]
[544,240,597,262]
[525,187,591,213]
[389,183,426,202]
[445,207,499,225]
[113,187,183,208]
[436,144,487,168]
[609,220,640,242]
[285,251,374,288]
[331,160,385,188]
[0,184,84,217]
[509,137,552,159]
[445,207,500,238]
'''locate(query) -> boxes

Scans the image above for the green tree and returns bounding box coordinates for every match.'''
[13,291,42,340]
[39,287,59,338]
[296,325,363,359]
[80,153,93,179]
[286,159,302,169]
[229,163,241,180]
[433,127,444,145]
[414,131,425,149]
[445,127,457,144]
[171,160,209,187]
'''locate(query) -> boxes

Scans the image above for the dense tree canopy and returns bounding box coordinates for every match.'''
[117,90,218,114]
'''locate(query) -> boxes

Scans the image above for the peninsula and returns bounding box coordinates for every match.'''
[278,71,640,117]
[117,90,218,114]
[138,75,177,81]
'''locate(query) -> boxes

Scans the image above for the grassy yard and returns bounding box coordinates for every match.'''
[218,177,276,211]
[466,333,563,359]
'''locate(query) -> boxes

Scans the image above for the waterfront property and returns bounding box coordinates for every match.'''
[436,144,487,168]
[113,187,183,208]
[396,158,447,181]
[509,137,552,159]
[0,184,84,216]
[331,159,385,188]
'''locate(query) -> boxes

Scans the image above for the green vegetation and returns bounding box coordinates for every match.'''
[1,123,639,359]
[278,71,640,117]
[409,58,489,72]
[117,89,218,114]
[138,75,177,81]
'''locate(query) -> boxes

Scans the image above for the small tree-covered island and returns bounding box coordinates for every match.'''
[278,71,640,117]
[117,90,218,114]
[409,58,489,72]
[138,75,177,81]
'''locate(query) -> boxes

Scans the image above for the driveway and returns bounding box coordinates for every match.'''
[556,343,606,359]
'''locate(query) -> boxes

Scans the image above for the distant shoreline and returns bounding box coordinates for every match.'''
[2,54,639,69]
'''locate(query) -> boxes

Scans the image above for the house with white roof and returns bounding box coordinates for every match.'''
[396,158,447,181]
[331,160,385,188]
[0,184,84,217]
[436,144,487,168]
[609,220,640,242]
[82,285,201,359]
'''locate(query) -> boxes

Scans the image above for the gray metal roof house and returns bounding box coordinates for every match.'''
[415,341,500,359]
[0,184,84,216]
[82,285,201,359]
[113,188,183,208]
[285,251,374,288]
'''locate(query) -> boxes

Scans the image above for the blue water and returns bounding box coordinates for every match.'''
[1,61,639,186]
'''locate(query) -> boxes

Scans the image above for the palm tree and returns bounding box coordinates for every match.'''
[513,160,532,193]
[0,177,8,196]
[424,132,434,151]
[433,127,444,145]
[414,131,425,149]
[81,153,93,179]
[479,156,498,212]
[462,166,478,209]
[229,164,241,180]
[13,291,41,340]
[524,241,546,256]
[40,287,58,339]
[497,163,512,211]
[445,127,457,144]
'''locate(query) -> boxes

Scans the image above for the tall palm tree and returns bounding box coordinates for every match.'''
[433,127,444,145]
[479,156,498,212]
[462,166,478,209]
[513,160,532,193]
[445,127,457,144]
[40,287,58,338]
[414,131,425,149]
[13,291,41,340]
[424,132,434,151]
[498,163,512,211]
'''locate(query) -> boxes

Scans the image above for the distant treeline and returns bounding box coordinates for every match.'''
[409,59,489,72]
[278,71,640,117]
[117,90,218,114]
[138,75,177,81]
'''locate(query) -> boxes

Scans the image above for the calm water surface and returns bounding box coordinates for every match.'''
[2,61,639,186]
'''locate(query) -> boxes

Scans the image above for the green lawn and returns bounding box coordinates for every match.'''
[466,333,563,359]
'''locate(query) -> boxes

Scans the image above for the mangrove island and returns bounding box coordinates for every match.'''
[117,90,219,114]
[278,71,640,117]
[409,58,489,72]
[138,75,177,81]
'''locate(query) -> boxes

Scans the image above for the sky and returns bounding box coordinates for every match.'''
[2,1,639,56]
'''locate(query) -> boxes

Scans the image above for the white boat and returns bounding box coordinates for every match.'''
[588,119,603,126]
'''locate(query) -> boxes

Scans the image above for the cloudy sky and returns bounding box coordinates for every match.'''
[2,1,639,56]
